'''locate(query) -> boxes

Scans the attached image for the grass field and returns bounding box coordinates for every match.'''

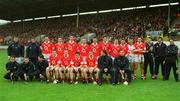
[0,50,179,101]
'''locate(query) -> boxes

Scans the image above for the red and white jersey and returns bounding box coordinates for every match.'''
[60,54,71,67]
[78,44,90,58]
[71,56,83,67]
[54,43,66,56]
[119,44,128,56]
[110,44,120,58]
[66,41,78,57]
[89,43,101,57]
[127,44,136,55]
[99,42,112,55]
[134,42,146,55]
[86,55,97,67]
[41,41,54,54]
[48,54,60,66]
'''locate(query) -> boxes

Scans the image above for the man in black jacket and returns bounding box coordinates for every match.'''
[19,57,35,81]
[34,55,48,81]
[7,37,24,64]
[26,38,41,65]
[153,37,167,79]
[164,39,179,82]
[114,51,132,85]
[4,56,20,81]
[98,50,116,86]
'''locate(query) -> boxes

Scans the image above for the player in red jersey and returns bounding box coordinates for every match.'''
[66,36,78,57]
[119,39,128,56]
[59,49,72,83]
[85,50,99,84]
[110,39,120,59]
[78,38,90,59]
[54,38,66,56]
[99,36,112,55]
[133,37,146,80]
[46,50,60,83]
[70,52,83,84]
[89,38,101,58]
[41,37,54,60]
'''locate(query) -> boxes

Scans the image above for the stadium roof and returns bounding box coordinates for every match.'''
[0,0,179,21]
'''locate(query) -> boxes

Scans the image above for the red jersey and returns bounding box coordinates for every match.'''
[71,56,83,67]
[54,43,66,56]
[66,41,78,56]
[86,55,97,67]
[41,42,54,54]
[78,44,90,58]
[99,42,112,55]
[110,44,120,58]
[119,44,128,56]
[134,42,146,55]
[89,43,101,57]
[48,54,60,66]
[60,54,71,67]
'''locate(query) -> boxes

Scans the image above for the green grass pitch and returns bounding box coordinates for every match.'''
[0,50,179,101]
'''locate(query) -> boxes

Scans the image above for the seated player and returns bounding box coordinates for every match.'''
[98,50,116,86]
[71,52,83,84]
[4,56,20,82]
[20,57,35,82]
[86,50,99,84]
[59,49,72,84]
[34,55,49,81]
[114,51,132,85]
[46,50,60,83]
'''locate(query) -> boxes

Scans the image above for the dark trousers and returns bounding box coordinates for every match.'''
[116,68,132,83]
[34,70,46,79]
[155,56,165,76]
[4,72,19,81]
[29,57,38,65]
[98,68,116,84]
[164,60,179,81]
[144,54,154,76]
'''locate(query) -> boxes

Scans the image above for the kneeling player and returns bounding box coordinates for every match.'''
[86,50,99,84]
[4,56,20,82]
[46,50,60,83]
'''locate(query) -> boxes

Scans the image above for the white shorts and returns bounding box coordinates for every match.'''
[43,54,50,60]
[134,55,144,63]
[127,54,135,62]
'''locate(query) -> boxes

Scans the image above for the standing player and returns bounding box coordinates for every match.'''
[85,50,99,84]
[78,38,90,59]
[133,37,146,80]
[154,37,167,79]
[89,38,101,58]
[71,52,83,84]
[99,36,112,55]
[46,50,60,83]
[59,49,72,84]
[127,38,136,77]
[54,37,66,57]
[119,38,128,56]
[66,36,78,57]
[110,39,120,59]
[7,37,24,64]
[41,37,54,60]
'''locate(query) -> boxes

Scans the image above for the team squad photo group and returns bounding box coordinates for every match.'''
[4,35,179,86]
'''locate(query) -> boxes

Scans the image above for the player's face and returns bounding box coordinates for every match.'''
[10,57,15,62]
[69,36,74,41]
[93,38,97,43]
[137,38,142,43]
[58,38,63,43]
[103,37,107,42]
[147,38,152,43]
[114,39,119,44]
[24,58,29,64]
[64,50,68,55]
[31,39,36,43]
[101,51,105,56]
[52,51,57,57]
[170,40,174,45]
[121,40,125,44]
[120,51,124,56]
[129,39,134,45]
[158,38,162,43]
[14,37,19,42]
[75,53,80,58]
[44,37,49,42]
[82,39,86,44]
